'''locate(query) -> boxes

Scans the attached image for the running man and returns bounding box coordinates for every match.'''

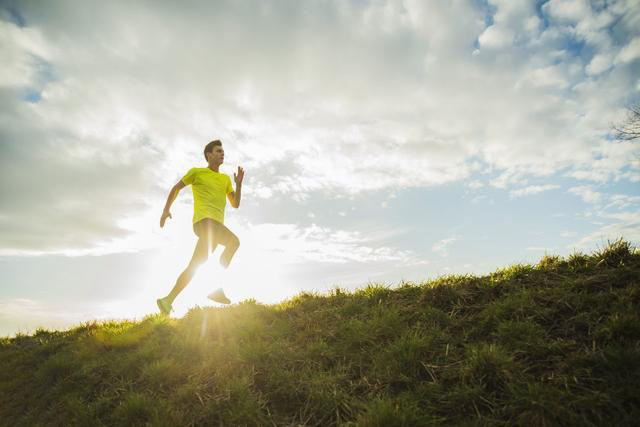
[157,139,244,315]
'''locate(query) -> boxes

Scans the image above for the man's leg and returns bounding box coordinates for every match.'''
[206,223,239,305]
[165,236,209,304]
[216,223,240,268]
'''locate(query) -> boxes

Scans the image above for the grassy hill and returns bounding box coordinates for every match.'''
[1,240,639,426]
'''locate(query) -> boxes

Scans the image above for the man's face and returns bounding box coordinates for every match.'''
[209,146,224,164]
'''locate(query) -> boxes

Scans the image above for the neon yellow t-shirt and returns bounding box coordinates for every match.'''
[181,167,234,224]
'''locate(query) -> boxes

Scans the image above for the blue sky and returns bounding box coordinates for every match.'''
[1,0,639,336]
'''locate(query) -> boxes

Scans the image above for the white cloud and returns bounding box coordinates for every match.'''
[478,25,514,49]
[568,185,603,204]
[520,64,571,88]
[510,184,561,197]
[567,140,640,183]
[616,36,640,63]
[244,221,416,265]
[586,53,612,75]
[605,194,640,210]
[571,211,640,250]
[249,183,274,199]
[543,0,591,23]
[565,187,639,251]
[0,18,52,87]
[480,0,541,48]
[432,237,457,257]
[490,169,530,189]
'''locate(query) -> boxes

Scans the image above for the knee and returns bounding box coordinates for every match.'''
[231,235,240,250]
[224,233,239,251]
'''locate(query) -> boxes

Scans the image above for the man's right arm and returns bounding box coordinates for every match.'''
[160,180,186,228]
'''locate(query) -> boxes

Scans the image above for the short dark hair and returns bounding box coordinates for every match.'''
[204,140,222,161]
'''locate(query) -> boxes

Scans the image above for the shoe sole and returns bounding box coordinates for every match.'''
[207,294,231,304]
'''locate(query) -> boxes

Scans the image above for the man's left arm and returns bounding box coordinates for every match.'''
[228,166,244,208]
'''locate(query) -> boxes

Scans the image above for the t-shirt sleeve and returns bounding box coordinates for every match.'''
[226,174,234,194]
[181,168,197,186]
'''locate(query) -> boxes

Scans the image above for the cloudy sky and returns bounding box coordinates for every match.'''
[1,0,639,336]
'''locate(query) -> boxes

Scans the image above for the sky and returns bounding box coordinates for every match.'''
[1,0,639,337]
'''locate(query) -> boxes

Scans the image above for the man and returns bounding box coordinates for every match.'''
[156,139,244,315]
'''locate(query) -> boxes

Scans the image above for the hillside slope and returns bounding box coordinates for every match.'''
[1,240,639,426]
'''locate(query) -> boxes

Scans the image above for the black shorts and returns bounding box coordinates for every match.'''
[192,218,238,248]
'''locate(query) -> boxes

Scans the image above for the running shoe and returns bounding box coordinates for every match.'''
[207,288,231,304]
[156,297,173,315]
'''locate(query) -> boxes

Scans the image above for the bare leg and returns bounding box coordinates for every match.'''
[166,237,209,304]
[219,233,240,269]
[206,225,239,304]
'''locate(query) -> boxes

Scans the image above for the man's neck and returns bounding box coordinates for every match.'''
[207,163,221,172]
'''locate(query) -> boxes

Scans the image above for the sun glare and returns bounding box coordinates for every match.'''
[124,213,298,319]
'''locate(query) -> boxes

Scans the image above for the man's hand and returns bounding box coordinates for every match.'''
[234,166,245,187]
[160,210,172,228]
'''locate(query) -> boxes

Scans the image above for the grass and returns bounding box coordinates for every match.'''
[1,239,639,426]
